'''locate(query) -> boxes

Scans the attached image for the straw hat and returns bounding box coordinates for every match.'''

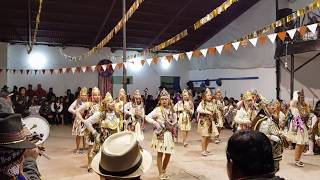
[91,131,152,179]
[133,90,142,99]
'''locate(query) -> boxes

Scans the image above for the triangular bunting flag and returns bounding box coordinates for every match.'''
[216,45,224,54]
[267,33,277,43]
[76,67,81,73]
[232,42,240,50]
[307,23,318,34]
[81,66,86,73]
[249,37,258,47]
[123,62,128,69]
[20,70,23,74]
[34,70,38,75]
[26,70,30,75]
[101,65,107,71]
[71,67,76,74]
[166,55,173,63]
[287,28,297,39]
[141,60,146,66]
[59,69,62,74]
[146,58,152,66]
[298,26,307,36]
[54,69,59,75]
[42,69,46,74]
[152,57,159,64]
[111,63,117,70]
[50,69,54,74]
[13,70,16,74]
[258,35,268,45]
[186,51,193,60]
[117,63,123,69]
[173,54,180,61]
[62,68,67,74]
[200,48,208,57]
[91,66,96,72]
[277,31,287,41]
[96,65,102,72]
[208,47,217,55]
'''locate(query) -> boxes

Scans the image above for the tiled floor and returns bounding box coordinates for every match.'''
[38,125,320,180]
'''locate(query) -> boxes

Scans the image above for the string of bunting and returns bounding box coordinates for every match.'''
[28,0,44,53]
[59,0,144,61]
[1,22,319,76]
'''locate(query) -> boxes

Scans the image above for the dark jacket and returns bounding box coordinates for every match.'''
[23,158,41,180]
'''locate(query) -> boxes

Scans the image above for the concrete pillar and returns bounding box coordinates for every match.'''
[0,43,7,88]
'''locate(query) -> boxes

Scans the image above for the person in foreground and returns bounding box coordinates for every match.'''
[91,131,152,180]
[0,99,41,180]
[226,131,284,180]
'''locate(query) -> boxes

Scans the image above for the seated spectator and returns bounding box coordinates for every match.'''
[50,97,64,125]
[10,86,18,104]
[26,84,34,100]
[39,99,54,124]
[29,96,41,116]
[0,99,41,180]
[62,96,73,124]
[34,84,47,99]
[14,87,29,118]
[47,87,56,102]
[226,131,284,180]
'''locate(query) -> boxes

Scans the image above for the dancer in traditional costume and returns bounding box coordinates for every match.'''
[287,90,310,167]
[303,100,320,155]
[124,90,145,142]
[84,92,119,164]
[197,88,219,156]
[174,89,194,147]
[68,87,88,153]
[213,88,224,144]
[253,100,285,172]
[115,88,127,131]
[235,91,257,131]
[146,89,177,180]
[75,87,101,172]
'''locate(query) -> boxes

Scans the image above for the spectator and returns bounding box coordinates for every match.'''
[39,99,53,124]
[51,97,63,125]
[13,87,29,118]
[10,86,18,104]
[63,96,73,124]
[34,84,47,99]
[66,89,75,103]
[46,87,56,102]
[226,131,284,180]
[29,96,41,116]
[74,87,81,99]
[26,84,34,99]
[0,102,41,180]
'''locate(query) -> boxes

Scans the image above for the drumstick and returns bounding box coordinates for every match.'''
[39,151,51,160]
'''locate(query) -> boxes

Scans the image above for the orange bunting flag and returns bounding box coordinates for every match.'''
[152,57,159,64]
[224,43,233,52]
[166,55,173,63]
[193,50,202,58]
[240,39,249,47]
[277,31,287,41]
[141,60,146,66]
[117,63,123,69]
[208,47,217,56]
[298,26,307,37]
[258,35,268,45]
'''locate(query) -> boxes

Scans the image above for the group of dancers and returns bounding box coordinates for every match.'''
[67,86,320,179]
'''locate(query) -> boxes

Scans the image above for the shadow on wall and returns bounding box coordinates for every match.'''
[280,54,320,101]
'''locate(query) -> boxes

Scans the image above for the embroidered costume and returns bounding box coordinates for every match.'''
[235,91,257,130]
[115,88,127,131]
[174,89,194,132]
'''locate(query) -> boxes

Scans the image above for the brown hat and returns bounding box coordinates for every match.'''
[0,113,36,149]
[91,131,152,179]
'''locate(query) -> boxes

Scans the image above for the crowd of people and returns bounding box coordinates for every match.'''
[1,83,320,180]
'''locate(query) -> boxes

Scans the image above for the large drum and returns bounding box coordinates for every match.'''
[22,115,50,145]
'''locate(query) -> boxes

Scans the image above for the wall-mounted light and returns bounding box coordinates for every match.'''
[28,52,47,69]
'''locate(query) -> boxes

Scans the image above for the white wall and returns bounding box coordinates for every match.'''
[6,44,188,97]
[289,0,314,10]
[0,43,7,87]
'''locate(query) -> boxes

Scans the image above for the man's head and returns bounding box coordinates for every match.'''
[226,131,274,179]
[49,87,53,93]
[28,84,32,90]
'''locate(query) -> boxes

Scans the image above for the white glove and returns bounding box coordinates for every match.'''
[270,135,280,142]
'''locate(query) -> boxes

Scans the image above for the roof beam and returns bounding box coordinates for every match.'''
[91,0,116,47]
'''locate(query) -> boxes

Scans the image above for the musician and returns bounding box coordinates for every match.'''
[146,89,177,180]
[174,89,194,147]
[84,92,119,165]
[114,88,127,131]
[234,91,257,131]
[75,87,101,172]
[197,88,219,156]
[68,87,88,153]
[287,90,310,167]
[253,100,285,172]
[304,100,320,156]
[124,90,145,142]
[213,88,224,144]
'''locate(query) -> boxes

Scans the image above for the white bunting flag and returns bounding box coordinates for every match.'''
[91,66,96,72]
[186,51,193,60]
[287,28,297,39]
[123,62,128,69]
[200,48,208,57]
[62,68,67,74]
[173,54,180,61]
[111,63,117,70]
[307,23,318,34]
[232,41,240,50]
[267,33,277,43]
[146,58,152,66]
[81,66,86,73]
[101,65,107,71]
[249,37,258,47]
[54,69,59,75]
[71,67,76,74]
[216,45,224,54]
